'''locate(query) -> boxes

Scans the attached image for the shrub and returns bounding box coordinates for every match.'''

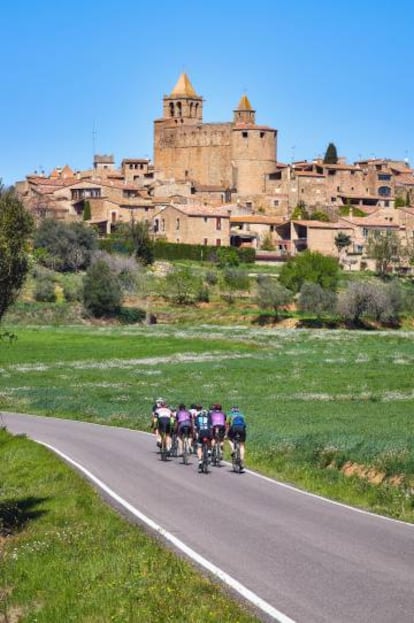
[34,219,97,272]
[279,250,339,293]
[298,282,337,317]
[34,277,56,302]
[91,251,142,292]
[255,276,293,318]
[216,247,240,267]
[82,260,122,317]
[62,279,83,302]
[164,266,203,305]
[337,279,402,324]
[205,270,218,286]
[117,307,145,324]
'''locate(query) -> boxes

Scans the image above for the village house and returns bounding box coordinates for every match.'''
[152,204,231,246]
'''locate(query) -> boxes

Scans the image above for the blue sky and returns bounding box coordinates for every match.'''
[1,0,413,186]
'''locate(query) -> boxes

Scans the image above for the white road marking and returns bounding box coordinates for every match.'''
[36,439,296,623]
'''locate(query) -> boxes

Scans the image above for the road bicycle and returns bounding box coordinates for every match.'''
[160,431,169,461]
[232,433,243,473]
[180,426,192,465]
[199,436,210,473]
[170,432,179,458]
[211,428,223,467]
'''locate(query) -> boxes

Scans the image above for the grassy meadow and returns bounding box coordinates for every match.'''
[1,324,413,521]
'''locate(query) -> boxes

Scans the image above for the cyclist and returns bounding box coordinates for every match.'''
[227,406,247,472]
[175,403,193,455]
[151,397,164,447]
[154,400,174,454]
[194,407,213,472]
[209,403,227,455]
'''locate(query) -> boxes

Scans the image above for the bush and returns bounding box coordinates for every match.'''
[205,270,218,286]
[34,277,56,302]
[164,266,203,305]
[216,247,239,267]
[255,276,293,317]
[298,282,337,316]
[337,279,402,324]
[117,307,145,324]
[91,251,142,292]
[82,260,122,317]
[279,250,339,293]
[62,279,82,302]
[34,219,97,272]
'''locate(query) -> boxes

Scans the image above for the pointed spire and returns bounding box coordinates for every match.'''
[236,94,253,110]
[170,72,197,97]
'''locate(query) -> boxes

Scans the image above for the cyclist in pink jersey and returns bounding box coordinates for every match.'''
[209,403,227,455]
[174,403,193,455]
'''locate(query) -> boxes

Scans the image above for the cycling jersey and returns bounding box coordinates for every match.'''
[176,409,191,425]
[210,409,226,426]
[194,410,212,432]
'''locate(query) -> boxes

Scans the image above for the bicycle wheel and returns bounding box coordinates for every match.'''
[160,436,168,461]
[202,442,209,473]
[182,436,190,464]
[232,440,240,472]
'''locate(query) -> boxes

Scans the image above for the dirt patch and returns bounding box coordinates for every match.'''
[340,461,403,487]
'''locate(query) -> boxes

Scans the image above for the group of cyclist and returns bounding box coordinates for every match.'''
[151,399,247,472]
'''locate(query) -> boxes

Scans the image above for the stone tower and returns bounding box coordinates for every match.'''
[161,72,203,123]
[153,74,277,197]
[231,94,277,196]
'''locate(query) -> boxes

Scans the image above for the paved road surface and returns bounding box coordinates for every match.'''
[3,412,414,623]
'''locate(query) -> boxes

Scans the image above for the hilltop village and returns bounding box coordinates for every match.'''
[15,73,414,268]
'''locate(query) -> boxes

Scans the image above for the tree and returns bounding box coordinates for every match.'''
[337,280,402,325]
[366,231,400,276]
[82,260,122,317]
[279,250,339,294]
[83,200,91,221]
[323,143,338,164]
[34,219,97,271]
[291,201,310,220]
[164,265,203,305]
[334,232,352,255]
[115,220,154,265]
[221,267,251,304]
[310,211,329,222]
[298,282,337,317]
[0,184,33,321]
[255,276,293,318]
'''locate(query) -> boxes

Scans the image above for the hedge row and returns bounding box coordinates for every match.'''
[98,238,255,264]
[153,241,255,263]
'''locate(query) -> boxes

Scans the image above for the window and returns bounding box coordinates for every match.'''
[378,186,391,196]
[204,216,208,223]
[176,217,180,230]
[378,174,391,181]
[111,212,116,224]
[154,219,159,233]
[362,228,369,238]
[260,132,265,138]
[242,131,248,138]
[161,218,165,232]
[273,200,279,207]
[204,238,208,245]
[216,217,221,230]
[216,239,221,246]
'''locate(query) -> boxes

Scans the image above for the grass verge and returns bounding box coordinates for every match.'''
[0,428,259,623]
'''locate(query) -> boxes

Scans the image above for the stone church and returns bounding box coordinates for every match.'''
[153,73,277,199]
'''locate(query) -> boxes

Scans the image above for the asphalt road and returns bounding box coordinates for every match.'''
[3,412,414,623]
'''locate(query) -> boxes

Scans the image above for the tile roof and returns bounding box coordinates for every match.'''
[230,215,284,225]
[236,94,253,110]
[339,216,400,228]
[292,220,352,229]
[170,72,198,97]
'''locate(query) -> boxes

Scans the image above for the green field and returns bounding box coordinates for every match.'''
[1,324,413,521]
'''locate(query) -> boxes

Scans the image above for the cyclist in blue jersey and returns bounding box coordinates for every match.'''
[194,407,213,472]
[227,406,247,472]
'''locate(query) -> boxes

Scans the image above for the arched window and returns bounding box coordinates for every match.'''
[177,101,182,117]
[378,186,391,197]
[169,102,174,117]
[189,102,193,117]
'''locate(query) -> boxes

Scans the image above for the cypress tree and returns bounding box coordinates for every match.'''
[323,142,338,164]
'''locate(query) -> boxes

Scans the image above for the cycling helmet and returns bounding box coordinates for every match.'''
[231,406,239,412]
[213,403,222,410]
[178,403,186,410]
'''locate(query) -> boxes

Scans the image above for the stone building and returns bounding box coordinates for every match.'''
[153,73,277,203]
[152,204,231,246]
